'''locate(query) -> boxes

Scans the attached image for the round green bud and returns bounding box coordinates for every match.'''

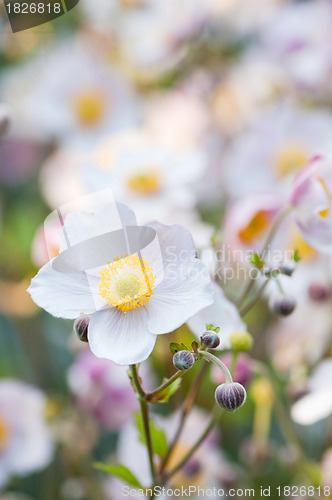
[229,330,253,352]
[173,351,195,371]
[201,332,220,349]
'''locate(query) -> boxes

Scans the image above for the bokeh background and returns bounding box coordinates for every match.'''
[1,0,332,498]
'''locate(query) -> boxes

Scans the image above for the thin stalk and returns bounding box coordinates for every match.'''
[230,352,238,376]
[162,409,221,484]
[130,365,156,485]
[239,277,271,317]
[159,361,210,474]
[145,370,183,402]
[198,350,233,384]
[236,204,294,308]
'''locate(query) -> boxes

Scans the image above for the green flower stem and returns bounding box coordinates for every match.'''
[230,352,238,376]
[161,409,222,485]
[145,370,184,403]
[197,350,233,384]
[159,360,210,474]
[130,365,156,485]
[236,204,294,308]
[239,277,271,317]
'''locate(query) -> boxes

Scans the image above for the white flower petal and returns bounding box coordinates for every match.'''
[28,260,97,319]
[291,390,332,425]
[88,307,157,365]
[146,221,196,265]
[187,282,245,347]
[147,258,213,334]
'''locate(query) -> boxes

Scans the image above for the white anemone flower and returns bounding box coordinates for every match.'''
[28,202,213,365]
[0,380,54,488]
[291,359,332,426]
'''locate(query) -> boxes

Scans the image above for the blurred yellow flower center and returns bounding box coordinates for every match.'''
[167,444,203,488]
[127,169,161,194]
[238,210,270,243]
[99,254,156,313]
[0,416,8,448]
[273,143,308,177]
[317,178,331,218]
[74,91,105,126]
[289,227,317,261]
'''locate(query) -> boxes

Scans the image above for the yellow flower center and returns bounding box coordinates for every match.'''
[166,444,203,488]
[0,416,9,448]
[99,254,156,313]
[238,210,271,244]
[127,168,161,195]
[273,143,308,177]
[288,227,317,261]
[317,178,331,218]
[74,91,105,127]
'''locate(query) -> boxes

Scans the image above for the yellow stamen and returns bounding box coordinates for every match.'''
[238,210,270,244]
[74,91,105,127]
[127,168,161,195]
[0,416,9,448]
[99,254,156,313]
[273,143,308,177]
[317,178,331,218]
[288,227,317,261]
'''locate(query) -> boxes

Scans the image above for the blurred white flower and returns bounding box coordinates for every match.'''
[291,359,332,425]
[0,380,54,488]
[224,103,332,197]
[187,281,245,348]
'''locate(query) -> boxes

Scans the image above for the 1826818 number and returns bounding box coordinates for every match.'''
[6,2,61,13]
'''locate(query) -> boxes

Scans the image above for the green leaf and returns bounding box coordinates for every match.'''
[135,413,168,457]
[205,323,220,333]
[169,342,188,354]
[293,249,301,263]
[94,463,143,488]
[151,377,182,403]
[249,252,265,269]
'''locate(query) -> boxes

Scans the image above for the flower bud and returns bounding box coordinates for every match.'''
[173,350,195,371]
[270,295,296,316]
[308,283,330,302]
[215,382,247,412]
[201,332,220,349]
[74,315,90,343]
[280,260,296,277]
[230,330,253,352]
[0,104,11,137]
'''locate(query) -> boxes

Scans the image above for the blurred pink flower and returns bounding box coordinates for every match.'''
[67,349,143,430]
[290,155,332,253]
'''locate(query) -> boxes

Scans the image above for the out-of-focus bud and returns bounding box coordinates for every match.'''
[215,382,247,412]
[201,332,220,349]
[270,295,296,316]
[230,330,253,352]
[280,260,296,277]
[0,104,11,137]
[74,315,90,343]
[308,283,330,302]
[173,350,195,371]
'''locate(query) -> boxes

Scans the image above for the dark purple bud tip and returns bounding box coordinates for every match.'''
[173,350,195,371]
[215,382,247,412]
[74,315,90,343]
[201,332,220,349]
[280,260,296,277]
[270,295,296,316]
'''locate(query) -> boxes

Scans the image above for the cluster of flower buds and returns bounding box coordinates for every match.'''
[172,324,248,413]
